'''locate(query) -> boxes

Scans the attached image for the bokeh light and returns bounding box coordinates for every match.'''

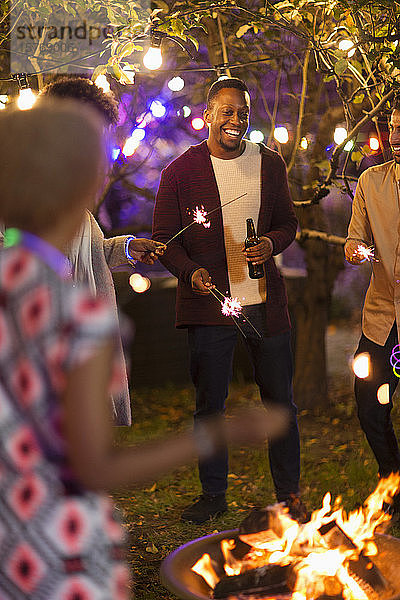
[168,76,185,92]
[249,130,264,144]
[191,117,205,131]
[274,126,289,144]
[352,353,370,379]
[129,273,151,293]
[150,100,166,118]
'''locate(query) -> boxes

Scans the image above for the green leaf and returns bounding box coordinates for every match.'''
[91,64,107,81]
[334,58,348,76]
[236,24,251,38]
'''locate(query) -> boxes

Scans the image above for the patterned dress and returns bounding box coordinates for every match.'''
[0,245,130,599]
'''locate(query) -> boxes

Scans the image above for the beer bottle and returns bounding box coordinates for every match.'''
[245,218,265,279]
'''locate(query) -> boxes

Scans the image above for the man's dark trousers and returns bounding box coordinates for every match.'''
[187,305,300,501]
[355,323,400,477]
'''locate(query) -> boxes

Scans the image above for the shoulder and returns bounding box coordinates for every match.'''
[162,140,209,176]
[257,142,286,168]
[358,160,394,183]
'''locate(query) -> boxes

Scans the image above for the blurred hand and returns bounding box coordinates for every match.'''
[344,239,367,265]
[129,239,166,265]
[225,405,289,446]
[242,236,273,264]
[191,268,213,294]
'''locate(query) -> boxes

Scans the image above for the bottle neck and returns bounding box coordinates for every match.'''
[246,219,257,238]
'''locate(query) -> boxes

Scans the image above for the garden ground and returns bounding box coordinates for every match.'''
[113,323,400,599]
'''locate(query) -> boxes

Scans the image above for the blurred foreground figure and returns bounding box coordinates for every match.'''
[0,99,286,598]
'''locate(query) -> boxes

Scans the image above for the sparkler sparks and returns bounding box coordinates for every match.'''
[221,296,242,318]
[192,206,210,228]
[210,286,262,338]
[164,193,247,246]
[356,244,377,262]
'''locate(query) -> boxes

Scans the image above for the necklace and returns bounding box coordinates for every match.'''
[3,228,72,280]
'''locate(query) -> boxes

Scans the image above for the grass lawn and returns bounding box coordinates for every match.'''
[113,381,400,600]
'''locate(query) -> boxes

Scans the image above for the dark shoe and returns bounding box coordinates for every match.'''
[282,494,309,523]
[181,494,228,524]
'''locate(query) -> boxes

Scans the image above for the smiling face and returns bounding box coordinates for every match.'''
[204,87,250,159]
[389,109,400,164]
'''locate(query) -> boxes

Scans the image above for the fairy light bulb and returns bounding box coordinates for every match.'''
[274,126,289,144]
[168,76,185,92]
[300,136,308,150]
[334,126,347,145]
[339,39,356,58]
[143,38,162,71]
[0,94,8,109]
[17,88,37,111]
[249,130,264,144]
[94,74,110,93]
[369,136,379,151]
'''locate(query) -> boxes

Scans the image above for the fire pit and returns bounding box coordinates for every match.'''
[161,476,400,600]
[161,530,400,600]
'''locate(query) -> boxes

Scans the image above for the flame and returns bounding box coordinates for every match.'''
[191,474,400,599]
[221,296,242,318]
[192,206,211,228]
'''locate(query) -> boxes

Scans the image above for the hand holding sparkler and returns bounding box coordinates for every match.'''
[345,240,377,265]
[191,268,214,295]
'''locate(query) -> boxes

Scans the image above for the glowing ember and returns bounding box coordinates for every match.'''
[192,474,400,600]
[390,344,400,378]
[221,296,242,318]
[356,245,377,262]
[192,206,211,228]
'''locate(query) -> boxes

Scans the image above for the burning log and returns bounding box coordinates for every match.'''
[213,563,291,598]
[318,520,394,600]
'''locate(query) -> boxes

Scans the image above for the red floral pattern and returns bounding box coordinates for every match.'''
[0,247,129,599]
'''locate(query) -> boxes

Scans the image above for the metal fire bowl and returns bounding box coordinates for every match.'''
[160,529,400,600]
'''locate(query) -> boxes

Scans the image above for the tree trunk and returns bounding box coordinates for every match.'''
[290,101,346,410]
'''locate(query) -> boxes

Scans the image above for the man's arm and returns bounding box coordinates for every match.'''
[152,169,202,285]
[344,175,373,264]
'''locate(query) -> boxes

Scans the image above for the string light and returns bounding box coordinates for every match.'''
[274,126,289,144]
[334,126,347,145]
[94,74,110,93]
[249,130,264,143]
[338,39,356,58]
[168,76,185,91]
[122,128,146,157]
[369,136,380,151]
[191,117,205,130]
[150,100,166,118]
[300,136,309,149]
[0,94,7,109]
[13,73,36,111]
[143,32,163,71]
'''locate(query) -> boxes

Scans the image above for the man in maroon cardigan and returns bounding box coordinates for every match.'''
[153,78,303,524]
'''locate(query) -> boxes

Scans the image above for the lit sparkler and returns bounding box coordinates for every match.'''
[165,192,247,246]
[192,206,210,228]
[210,286,262,338]
[355,244,377,262]
[390,344,400,378]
